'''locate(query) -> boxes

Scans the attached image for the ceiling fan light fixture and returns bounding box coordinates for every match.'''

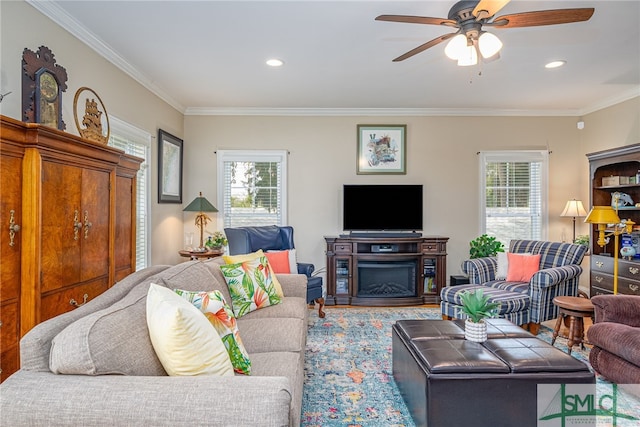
[478,32,502,59]
[444,34,468,60]
[457,45,478,66]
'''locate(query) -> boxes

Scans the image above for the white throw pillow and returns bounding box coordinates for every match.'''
[146,283,234,377]
[495,252,509,280]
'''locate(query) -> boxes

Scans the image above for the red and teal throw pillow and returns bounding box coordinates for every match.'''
[220,255,282,318]
[174,288,251,375]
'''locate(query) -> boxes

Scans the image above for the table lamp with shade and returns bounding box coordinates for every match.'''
[183,192,218,249]
[584,205,635,294]
[560,199,587,243]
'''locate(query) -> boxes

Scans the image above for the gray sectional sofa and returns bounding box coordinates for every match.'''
[0,258,309,427]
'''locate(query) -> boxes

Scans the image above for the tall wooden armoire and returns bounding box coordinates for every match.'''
[0,115,142,381]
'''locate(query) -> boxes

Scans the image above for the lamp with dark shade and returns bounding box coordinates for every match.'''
[183,192,218,249]
[560,199,587,243]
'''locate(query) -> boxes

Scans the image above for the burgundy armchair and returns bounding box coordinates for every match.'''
[587,294,640,384]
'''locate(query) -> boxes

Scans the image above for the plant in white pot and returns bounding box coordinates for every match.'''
[459,289,500,343]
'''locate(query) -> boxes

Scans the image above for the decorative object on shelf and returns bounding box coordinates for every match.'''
[560,199,587,243]
[356,124,406,175]
[584,205,635,294]
[158,129,183,203]
[611,192,634,209]
[183,192,218,249]
[469,234,505,259]
[22,46,68,130]
[620,246,636,260]
[459,288,500,343]
[206,231,228,250]
[184,232,194,251]
[73,87,110,144]
[574,234,590,248]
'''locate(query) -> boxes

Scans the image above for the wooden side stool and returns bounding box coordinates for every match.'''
[551,294,595,354]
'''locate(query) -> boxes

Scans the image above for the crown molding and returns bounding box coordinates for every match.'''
[183,107,583,117]
[578,88,640,116]
[28,1,638,119]
[26,0,186,114]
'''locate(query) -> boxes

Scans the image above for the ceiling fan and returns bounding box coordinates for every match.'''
[376,0,595,65]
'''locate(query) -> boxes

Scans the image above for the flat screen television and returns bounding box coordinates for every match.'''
[343,184,423,232]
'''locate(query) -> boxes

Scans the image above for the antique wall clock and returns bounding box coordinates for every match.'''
[22,46,68,130]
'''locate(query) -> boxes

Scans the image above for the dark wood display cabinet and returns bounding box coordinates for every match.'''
[324,235,448,306]
[587,143,640,297]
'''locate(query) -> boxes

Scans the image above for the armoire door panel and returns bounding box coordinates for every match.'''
[80,168,110,281]
[0,155,22,301]
[41,162,82,292]
[115,175,134,275]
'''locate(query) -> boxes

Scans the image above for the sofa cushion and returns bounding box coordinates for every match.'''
[264,250,291,274]
[49,280,166,376]
[49,262,222,376]
[146,284,234,377]
[237,317,305,354]
[220,255,282,318]
[223,250,284,297]
[174,288,251,375]
[506,253,541,282]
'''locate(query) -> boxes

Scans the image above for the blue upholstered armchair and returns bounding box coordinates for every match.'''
[441,240,587,335]
[224,225,325,317]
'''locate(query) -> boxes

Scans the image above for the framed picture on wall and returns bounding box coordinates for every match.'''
[158,129,183,203]
[356,124,406,174]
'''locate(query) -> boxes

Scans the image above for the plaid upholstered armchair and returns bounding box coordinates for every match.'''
[441,240,588,335]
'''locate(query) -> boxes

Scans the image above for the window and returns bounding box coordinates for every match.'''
[108,117,150,270]
[216,150,288,228]
[479,150,548,246]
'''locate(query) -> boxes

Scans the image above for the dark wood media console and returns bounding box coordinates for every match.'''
[324,235,448,306]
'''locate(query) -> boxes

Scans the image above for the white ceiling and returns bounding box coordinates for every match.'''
[31,0,640,116]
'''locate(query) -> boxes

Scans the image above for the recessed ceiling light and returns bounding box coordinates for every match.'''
[545,60,566,69]
[266,58,284,67]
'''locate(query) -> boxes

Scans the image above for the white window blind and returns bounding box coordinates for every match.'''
[216,150,288,228]
[479,150,548,247]
[108,117,150,270]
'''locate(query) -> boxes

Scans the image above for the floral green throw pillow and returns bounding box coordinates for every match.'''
[219,255,282,318]
[174,288,251,375]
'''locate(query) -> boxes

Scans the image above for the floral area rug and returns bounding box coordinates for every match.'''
[301,307,639,427]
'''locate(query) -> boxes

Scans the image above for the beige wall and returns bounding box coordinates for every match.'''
[3,1,639,282]
[0,1,184,265]
[184,105,640,283]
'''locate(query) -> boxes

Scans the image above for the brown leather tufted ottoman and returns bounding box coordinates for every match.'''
[392,319,595,427]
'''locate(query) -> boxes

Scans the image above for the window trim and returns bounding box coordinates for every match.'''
[108,116,151,269]
[478,150,549,241]
[216,149,288,227]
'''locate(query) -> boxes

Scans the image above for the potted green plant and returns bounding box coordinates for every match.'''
[205,231,228,250]
[574,234,589,247]
[459,288,500,342]
[469,234,505,259]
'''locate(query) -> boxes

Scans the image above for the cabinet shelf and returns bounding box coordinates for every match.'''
[587,144,640,297]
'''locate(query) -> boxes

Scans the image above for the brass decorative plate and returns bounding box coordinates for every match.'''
[73,87,110,144]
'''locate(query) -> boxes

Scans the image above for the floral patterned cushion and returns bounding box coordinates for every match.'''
[174,288,251,375]
[220,255,282,318]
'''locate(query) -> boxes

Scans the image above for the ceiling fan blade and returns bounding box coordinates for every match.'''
[376,15,457,28]
[392,33,457,62]
[491,8,594,28]
[473,0,511,20]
